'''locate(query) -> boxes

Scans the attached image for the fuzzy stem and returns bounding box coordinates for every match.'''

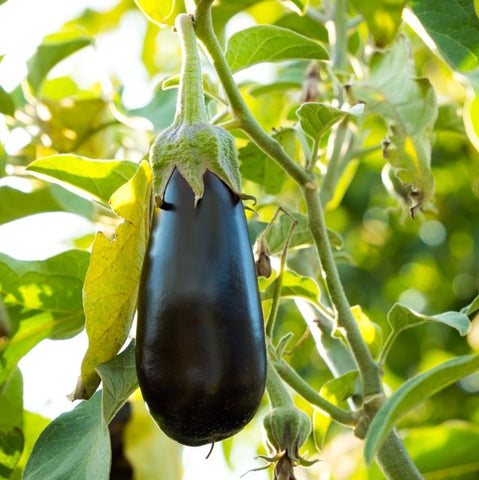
[173,14,207,125]
[272,360,355,426]
[193,7,311,187]
[266,361,294,409]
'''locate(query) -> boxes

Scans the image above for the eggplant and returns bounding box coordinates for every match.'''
[136,168,266,446]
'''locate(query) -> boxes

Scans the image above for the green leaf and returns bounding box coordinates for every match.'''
[79,162,151,399]
[403,421,479,478]
[23,392,111,480]
[388,303,471,336]
[410,0,479,73]
[352,36,438,214]
[26,155,138,204]
[0,184,95,225]
[96,340,138,425]
[0,250,89,386]
[239,129,293,195]
[225,25,328,72]
[0,428,24,479]
[262,270,320,304]
[133,0,184,27]
[250,212,343,254]
[364,353,479,465]
[350,0,406,47]
[0,86,15,117]
[0,369,23,431]
[27,30,93,94]
[313,370,359,448]
[466,293,479,315]
[296,103,348,141]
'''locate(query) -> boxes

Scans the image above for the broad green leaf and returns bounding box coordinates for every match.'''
[133,0,184,27]
[0,428,24,479]
[225,25,328,72]
[388,303,470,336]
[296,103,348,140]
[79,161,151,399]
[27,155,138,204]
[275,12,328,43]
[0,184,95,225]
[350,0,406,47]
[364,353,479,465]
[23,392,111,480]
[403,421,479,478]
[352,36,438,214]
[314,370,359,448]
[124,397,183,480]
[262,270,320,304]
[0,369,23,431]
[239,129,294,195]
[410,0,479,73]
[27,30,93,94]
[0,250,89,386]
[130,83,177,132]
[96,340,138,424]
[0,86,14,117]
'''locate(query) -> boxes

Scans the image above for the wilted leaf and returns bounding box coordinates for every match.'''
[364,353,479,465]
[27,155,138,204]
[0,250,90,386]
[409,0,479,73]
[23,392,111,480]
[79,161,151,398]
[225,25,328,72]
[27,30,93,93]
[350,0,406,47]
[352,36,438,214]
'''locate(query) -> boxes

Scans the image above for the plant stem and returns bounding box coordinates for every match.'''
[376,431,424,479]
[272,359,355,426]
[193,7,310,187]
[266,361,294,409]
[192,3,421,477]
[330,0,348,71]
[174,14,207,125]
[303,182,383,397]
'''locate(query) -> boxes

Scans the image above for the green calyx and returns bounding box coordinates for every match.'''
[150,13,243,207]
[263,406,312,461]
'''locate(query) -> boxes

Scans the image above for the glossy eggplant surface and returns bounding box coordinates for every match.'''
[136,169,266,446]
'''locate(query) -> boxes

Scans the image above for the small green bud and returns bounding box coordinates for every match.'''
[263,406,311,461]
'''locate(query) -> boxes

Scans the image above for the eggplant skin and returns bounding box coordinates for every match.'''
[136,169,266,446]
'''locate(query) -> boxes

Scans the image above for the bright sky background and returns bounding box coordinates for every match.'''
[0,1,268,478]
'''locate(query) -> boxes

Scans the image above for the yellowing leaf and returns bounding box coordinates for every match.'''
[351,305,383,358]
[79,161,152,399]
[133,0,184,27]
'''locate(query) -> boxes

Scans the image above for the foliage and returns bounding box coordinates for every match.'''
[0,0,478,479]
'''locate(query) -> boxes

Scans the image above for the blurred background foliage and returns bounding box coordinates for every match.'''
[1,0,479,478]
